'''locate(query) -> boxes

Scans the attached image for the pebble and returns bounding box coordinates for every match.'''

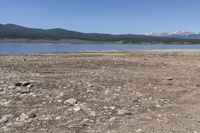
[15,82,23,87]
[167,77,173,81]
[22,82,31,87]
[0,116,8,123]
[105,89,109,95]
[89,111,96,117]
[17,113,29,122]
[136,128,142,133]
[110,106,116,110]
[156,104,162,108]
[0,99,11,107]
[117,108,132,116]
[55,116,61,120]
[64,98,77,106]
[8,85,15,90]
[73,106,81,112]
[109,117,116,122]
[27,109,37,118]
[20,88,31,94]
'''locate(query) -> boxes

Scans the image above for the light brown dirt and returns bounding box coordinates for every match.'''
[1,50,200,133]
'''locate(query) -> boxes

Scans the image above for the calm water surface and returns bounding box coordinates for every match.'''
[1,43,200,55]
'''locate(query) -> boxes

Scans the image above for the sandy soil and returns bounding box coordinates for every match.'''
[1,50,200,133]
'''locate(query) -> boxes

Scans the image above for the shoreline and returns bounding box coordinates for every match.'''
[1,49,200,56]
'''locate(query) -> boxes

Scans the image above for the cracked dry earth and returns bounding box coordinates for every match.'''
[1,51,200,133]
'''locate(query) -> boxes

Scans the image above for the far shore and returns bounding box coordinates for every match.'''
[0,38,200,45]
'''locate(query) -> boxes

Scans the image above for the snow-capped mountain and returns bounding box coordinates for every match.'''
[144,31,200,39]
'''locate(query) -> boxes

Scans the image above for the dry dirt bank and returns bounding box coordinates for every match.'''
[1,50,200,133]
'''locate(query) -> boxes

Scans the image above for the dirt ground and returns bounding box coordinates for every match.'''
[1,50,200,133]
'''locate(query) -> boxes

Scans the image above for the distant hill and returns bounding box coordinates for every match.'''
[1,24,200,44]
[145,31,200,40]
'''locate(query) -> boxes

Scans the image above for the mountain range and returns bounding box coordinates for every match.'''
[1,24,200,44]
[145,31,200,39]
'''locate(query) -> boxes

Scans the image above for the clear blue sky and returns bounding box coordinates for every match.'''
[0,0,200,34]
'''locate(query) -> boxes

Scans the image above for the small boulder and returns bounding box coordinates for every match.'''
[117,108,132,116]
[64,98,77,106]
[167,77,173,81]
[27,109,37,118]
[17,113,29,122]
[0,116,8,124]
[22,82,31,87]
[15,82,23,87]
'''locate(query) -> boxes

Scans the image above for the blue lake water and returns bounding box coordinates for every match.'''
[1,43,200,55]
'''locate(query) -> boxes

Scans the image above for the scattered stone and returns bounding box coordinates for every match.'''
[156,104,162,108]
[57,100,62,103]
[17,113,29,122]
[15,82,23,87]
[64,98,77,106]
[20,88,31,94]
[22,82,31,87]
[0,116,8,124]
[117,108,132,116]
[89,111,96,117]
[167,77,173,81]
[8,85,15,90]
[105,89,109,95]
[109,117,116,122]
[0,88,3,91]
[55,116,61,120]
[136,128,142,133]
[73,106,81,112]
[27,109,37,118]
[27,84,33,88]
[0,99,11,107]
[110,106,116,110]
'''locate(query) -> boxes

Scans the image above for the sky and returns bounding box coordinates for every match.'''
[0,0,200,34]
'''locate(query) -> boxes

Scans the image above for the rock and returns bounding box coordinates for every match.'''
[27,84,33,88]
[22,82,31,87]
[15,82,23,87]
[55,116,61,120]
[15,82,32,87]
[57,100,62,103]
[0,99,11,107]
[156,104,162,108]
[0,116,8,123]
[73,106,81,112]
[21,89,30,94]
[89,111,96,117]
[117,108,132,116]
[109,117,116,122]
[18,88,30,94]
[8,86,15,90]
[0,88,3,91]
[27,109,37,118]
[17,113,29,121]
[64,98,77,106]
[110,106,116,110]
[136,128,142,132]
[3,114,13,119]
[105,89,109,95]
[167,77,173,81]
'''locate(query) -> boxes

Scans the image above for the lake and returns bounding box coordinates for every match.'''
[1,43,200,55]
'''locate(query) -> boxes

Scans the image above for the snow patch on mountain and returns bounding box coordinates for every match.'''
[144,31,198,37]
